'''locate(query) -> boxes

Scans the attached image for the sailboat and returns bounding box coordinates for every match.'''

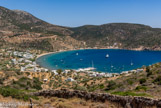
[131,60,133,66]
[76,53,79,55]
[86,60,96,71]
[106,54,109,58]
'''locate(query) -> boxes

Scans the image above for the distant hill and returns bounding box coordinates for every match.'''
[1,6,161,51]
[70,23,161,50]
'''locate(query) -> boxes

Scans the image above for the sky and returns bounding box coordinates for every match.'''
[0,0,161,28]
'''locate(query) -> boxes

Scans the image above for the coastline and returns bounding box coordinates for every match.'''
[34,48,161,80]
[36,49,76,59]
[36,47,145,59]
[36,46,160,59]
[35,48,158,73]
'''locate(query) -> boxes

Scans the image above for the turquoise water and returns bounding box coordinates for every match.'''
[36,49,161,73]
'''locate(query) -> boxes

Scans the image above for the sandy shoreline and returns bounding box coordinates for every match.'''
[36,47,154,59]
[36,49,76,59]
[36,52,56,58]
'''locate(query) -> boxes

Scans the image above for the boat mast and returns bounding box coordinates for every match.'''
[92,60,94,68]
[131,59,133,65]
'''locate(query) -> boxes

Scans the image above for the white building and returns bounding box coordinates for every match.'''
[23,53,34,59]
[65,78,75,82]
[44,69,49,72]
[52,70,58,75]
[20,67,26,72]
[25,60,32,63]
[43,79,48,82]
[11,59,18,64]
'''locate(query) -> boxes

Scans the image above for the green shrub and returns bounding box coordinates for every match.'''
[111,91,151,97]
[153,76,161,85]
[146,66,150,73]
[139,78,146,84]
[0,87,38,101]
[73,84,87,91]
[126,79,134,85]
[147,71,152,77]
[87,85,97,92]
[99,84,105,89]
[105,80,116,91]
[19,77,30,82]
[135,86,147,91]
[57,69,63,75]
[32,77,42,90]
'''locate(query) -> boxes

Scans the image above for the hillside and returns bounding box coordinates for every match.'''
[1,6,161,51]
[0,6,86,51]
[70,23,161,50]
[0,6,72,36]
[0,47,161,107]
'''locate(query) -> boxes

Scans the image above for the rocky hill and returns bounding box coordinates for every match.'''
[1,6,161,51]
[0,6,71,36]
[70,23,161,50]
[0,6,85,51]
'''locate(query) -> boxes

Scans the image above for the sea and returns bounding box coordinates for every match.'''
[36,49,161,73]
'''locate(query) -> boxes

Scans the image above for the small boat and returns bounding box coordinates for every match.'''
[106,54,109,58]
[131,60,133,65]
[76,53,79,55]
[84,61,96,71]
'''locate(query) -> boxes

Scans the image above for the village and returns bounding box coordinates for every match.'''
[0,47,144,84]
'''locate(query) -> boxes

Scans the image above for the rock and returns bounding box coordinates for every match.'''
[32,89,159,108]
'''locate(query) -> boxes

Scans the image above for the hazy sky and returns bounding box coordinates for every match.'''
[0,0,161,28]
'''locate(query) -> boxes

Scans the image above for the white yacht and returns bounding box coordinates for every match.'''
[106,54,109,58]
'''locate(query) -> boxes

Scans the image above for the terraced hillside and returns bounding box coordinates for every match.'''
[1,6,161,51]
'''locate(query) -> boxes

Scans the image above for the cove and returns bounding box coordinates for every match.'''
[36,49,161,73]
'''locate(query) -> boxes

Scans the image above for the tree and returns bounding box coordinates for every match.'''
[139,78,146,84]
[146,66,150,73]
[57,69,62,75]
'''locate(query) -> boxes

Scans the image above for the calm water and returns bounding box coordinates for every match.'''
[36,49,161,73]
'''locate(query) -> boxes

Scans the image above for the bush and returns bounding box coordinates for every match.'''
[0,87,38,101]
[153,76,161,85]
[32,77,42,90]
[111,91,151,97]
[146,66,152,77]
[146,66,150,73]
[126,79,134,85]
[105,80,116,91]
[135,86,147,91]
[147,71,152,77]
[19,77,30,82]
[99,84,104,89]
[87,85,97,92]
[139,78,146,84]
[57,69,63,75]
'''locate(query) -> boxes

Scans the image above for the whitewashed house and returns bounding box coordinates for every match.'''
[65,78,75,82]
[20,67,26,72]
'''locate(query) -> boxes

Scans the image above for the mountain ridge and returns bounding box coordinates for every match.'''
[1,6,161,51]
